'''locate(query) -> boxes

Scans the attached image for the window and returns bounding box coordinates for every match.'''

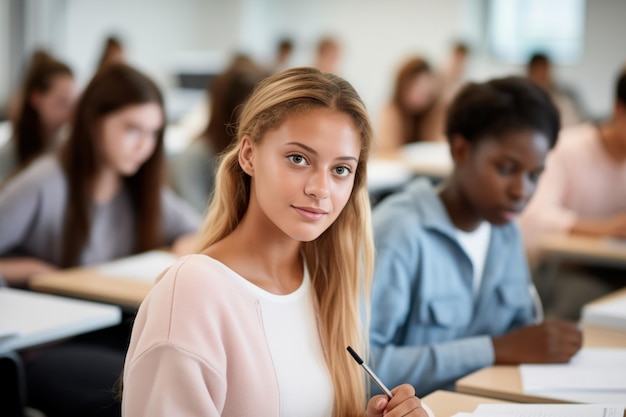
[488,0,586,65]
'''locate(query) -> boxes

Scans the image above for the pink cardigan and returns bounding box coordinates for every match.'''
[122,255,282,416]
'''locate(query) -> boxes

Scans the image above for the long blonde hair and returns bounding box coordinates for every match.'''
[196,67,374,416]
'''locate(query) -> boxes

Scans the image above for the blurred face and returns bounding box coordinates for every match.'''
[529,62,551,89]
[106,45,125,64]
[99,103,163,176]
[31,74,76,133]
[241,107,361,242]
[454,130,550,225]
[317,44,340,73]
[402,73,436,113]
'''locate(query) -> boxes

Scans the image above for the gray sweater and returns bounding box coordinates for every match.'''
[0,155,202,267]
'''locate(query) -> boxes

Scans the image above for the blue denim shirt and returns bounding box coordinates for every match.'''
[370,178,535,396]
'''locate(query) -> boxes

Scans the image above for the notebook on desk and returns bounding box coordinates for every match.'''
[452,403,623,417]
[582,295,626,331]
[518,348,626,408]
[0,327,20,342]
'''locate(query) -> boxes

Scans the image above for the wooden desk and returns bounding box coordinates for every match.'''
[540,234,626,269]
[0,287,121,354]
[421,390,510,417]
[455,323,626,407]
[29,251,179,309]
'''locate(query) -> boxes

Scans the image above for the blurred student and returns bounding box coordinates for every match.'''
[272,37,294,72]
[170,60,266,213]
[0,63,201,417]
[0,51,75,183]
[370,77,582,396]
[97,35,126,71]
[0,63,200,285]
[314,36,341,74]
[123,67,426,417]
[441,41,470,102]
[519,68,626,318]
[376,56,445,154]
[527,52,586,127]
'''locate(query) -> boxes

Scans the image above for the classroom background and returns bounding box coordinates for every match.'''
[2,1,626,416]
[0,0,624,127]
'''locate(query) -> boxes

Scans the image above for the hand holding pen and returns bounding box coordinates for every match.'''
[347,346,430,417]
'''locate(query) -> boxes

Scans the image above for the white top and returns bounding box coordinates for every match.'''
[223,261,334,417]
[519,123,626,262]
[456,222,492,298]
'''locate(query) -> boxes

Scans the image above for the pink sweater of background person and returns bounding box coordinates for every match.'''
[519,123,626,263]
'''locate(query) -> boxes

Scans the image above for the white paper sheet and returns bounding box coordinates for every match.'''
[518,348,626,406]
[582,295,626,331]
[450,403,624,417]
[520,348,626,391]
[0,327,20,341]
[96,250,179,283]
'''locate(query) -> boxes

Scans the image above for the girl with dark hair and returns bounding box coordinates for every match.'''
[376,56,445,154]
[170,57,266,212]
[97,36,126,71]
[0,63,200,417]
[0,50,76,182]
[0,63,200,286]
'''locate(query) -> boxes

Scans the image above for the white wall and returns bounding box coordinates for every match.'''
[61,0,242,89]
[14,0,626,122]
[0,1,11,109]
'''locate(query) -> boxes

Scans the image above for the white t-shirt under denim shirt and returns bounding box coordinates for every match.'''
[456,221,492,298]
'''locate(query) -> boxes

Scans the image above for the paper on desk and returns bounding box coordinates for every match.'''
[96,251,179,283]
[520,348,626,392]
[451,403,623,417]
[582,295,626,331]
[0,327,20,341]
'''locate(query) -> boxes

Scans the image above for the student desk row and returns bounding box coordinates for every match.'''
[28,234,624,310]
[29,250,178,310]
[0,287,121,354]
[540,234,626,269]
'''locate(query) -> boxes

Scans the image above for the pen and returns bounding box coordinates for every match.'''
[347,346,393,399]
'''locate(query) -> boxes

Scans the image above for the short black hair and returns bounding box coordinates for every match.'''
[528,52,550,68]
[445,76,561,149]
[616,68,626,106]
[277,38,294,53]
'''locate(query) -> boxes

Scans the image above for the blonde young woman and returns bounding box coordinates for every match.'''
[122,67,426,417]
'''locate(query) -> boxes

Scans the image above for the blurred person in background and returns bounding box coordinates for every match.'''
[376,56,445,154]
[440,41,471,102]
[97,35,126,71]
[527,52,587,128]
[0,63,201,417]
[519,67,626,319]
[0,50,76,183]
[170,56,267,213]
[272,37,294,72]
[314,36,341,74]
